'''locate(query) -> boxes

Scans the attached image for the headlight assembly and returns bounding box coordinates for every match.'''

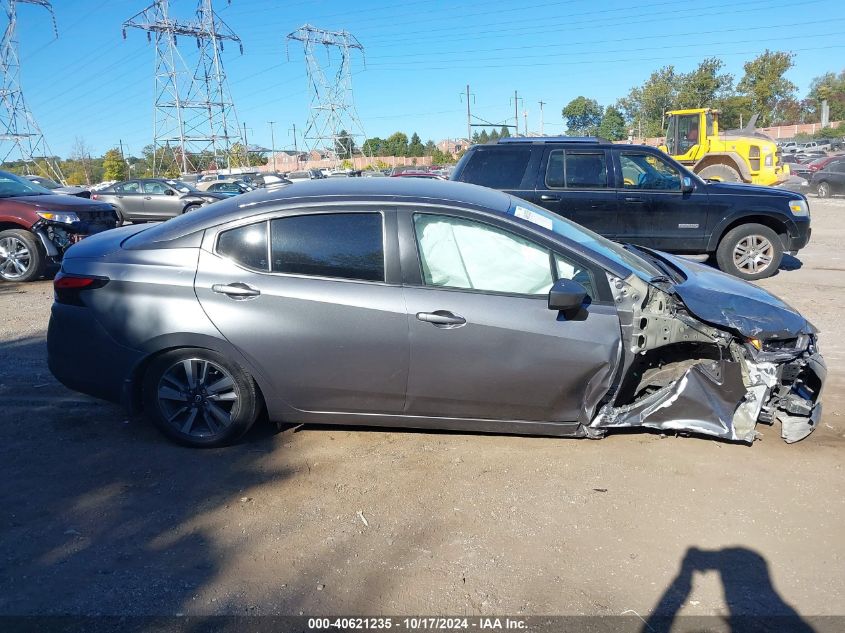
[788,199,809,216]
[37,211,80,224]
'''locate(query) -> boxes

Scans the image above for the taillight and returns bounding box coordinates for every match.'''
[54,272,108,306]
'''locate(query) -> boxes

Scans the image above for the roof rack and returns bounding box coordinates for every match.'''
[497,136,608,144]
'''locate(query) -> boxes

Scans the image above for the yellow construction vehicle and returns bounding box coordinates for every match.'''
[660,108,789,186]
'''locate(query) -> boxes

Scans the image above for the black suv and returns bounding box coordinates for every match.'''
[452,137,812,280]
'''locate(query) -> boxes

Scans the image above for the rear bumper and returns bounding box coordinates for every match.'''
[47,303,143,404]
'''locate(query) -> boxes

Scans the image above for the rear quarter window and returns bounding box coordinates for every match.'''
[457,148,531,189]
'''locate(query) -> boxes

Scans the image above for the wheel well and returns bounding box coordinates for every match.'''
[715,215,788,252]
[0,221,30,233]
[128,345,267,415]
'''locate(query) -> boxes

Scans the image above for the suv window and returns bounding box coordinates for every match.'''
[619,152,681,190]
[457,148,531,189]
[217,221,269,271]
[414,214,553,295]
[270,213,384,282]
[545,150,608,189]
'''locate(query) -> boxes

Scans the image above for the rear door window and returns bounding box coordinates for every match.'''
[544,150,608,189]
[457,148,531,189]
[217,221,269,271]
[270,213,384,282]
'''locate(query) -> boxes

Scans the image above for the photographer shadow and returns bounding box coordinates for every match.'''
[643,547,815,633]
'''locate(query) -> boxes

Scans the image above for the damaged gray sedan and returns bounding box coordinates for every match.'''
[47,179,825,447]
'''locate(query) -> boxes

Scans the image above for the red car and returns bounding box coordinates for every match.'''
[0,170,118,282]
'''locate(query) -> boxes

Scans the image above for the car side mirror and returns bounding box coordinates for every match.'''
[548,278,587,313]
[165,189,175,196]
[682,176,694,193]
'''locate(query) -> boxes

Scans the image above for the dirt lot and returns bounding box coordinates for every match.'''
[0,199,843,623]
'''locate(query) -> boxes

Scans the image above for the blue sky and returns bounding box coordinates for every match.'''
[14,0,845,158]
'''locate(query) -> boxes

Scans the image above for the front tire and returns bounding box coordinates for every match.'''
[0,229,46,282]
[697,163,742,183]
[817,181,831,198]
[716,223,783,281]
[143,349,260,447]
[182,203,202,214]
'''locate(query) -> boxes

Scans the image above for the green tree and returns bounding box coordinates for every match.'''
[489,129,500,142]
[478,129,490,144]
[471,131,480,143]
[102,148,127,181]
[716,94,754,129]
[385,131,409,156]
[408,132,425,157]
[736,50,797,126]
[808,70,845,123]
[561,96,603,136]
[597,105,627,141]
[499,126,511,138]
[618,65,678,137]
[363,137,384,155]
[676,57,734,110]
[336,129,355,159]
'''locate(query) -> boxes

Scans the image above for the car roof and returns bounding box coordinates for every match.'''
[127,178,515,246]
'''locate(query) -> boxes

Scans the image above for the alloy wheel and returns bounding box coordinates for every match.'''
[733,235,774,275]
[156,358,240,439]
[818,182,830,198]
[0,236,31,280]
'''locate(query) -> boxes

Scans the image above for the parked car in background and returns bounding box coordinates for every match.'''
[779,141,799,153]
[195,179,255,196]
[48,178,824,448]
[390,170,446,179]
[23,175,91,198]
[92,178,226,222]
[452,137,813,280]
[247,172,289,187]
[285,169,324,182]
[0,170,118,281]
[790,155,840,178]
[810,157,845,198]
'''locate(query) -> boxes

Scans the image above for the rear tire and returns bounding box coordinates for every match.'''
[816,181,831,198]
[697,163,742,183]
[182,203,202,214]
[0,229,46,282]
[143,348,260,447]
[716,223,783,281]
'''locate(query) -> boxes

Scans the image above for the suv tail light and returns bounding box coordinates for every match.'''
[54,272,109,306]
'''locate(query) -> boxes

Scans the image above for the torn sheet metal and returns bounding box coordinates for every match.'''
[590,360,757,443]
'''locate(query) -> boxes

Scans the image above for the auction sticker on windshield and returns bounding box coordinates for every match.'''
[513,205,553,230]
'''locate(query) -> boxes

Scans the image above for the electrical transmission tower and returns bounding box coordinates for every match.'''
[286,24,369,166]
[123,0,246,176]
[0,0,64,181]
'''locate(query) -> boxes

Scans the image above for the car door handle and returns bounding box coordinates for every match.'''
[624,196,645,203]
[211,283,261,299]
[539,194,560,201]
[144,196,152,200]
[416,311,467,328]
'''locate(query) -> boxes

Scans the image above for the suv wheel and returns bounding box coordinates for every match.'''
[143,348,260,447]
[817,181,831,198]
[716,223,783,281]
[0,229,46,282]
[697,163,742,183]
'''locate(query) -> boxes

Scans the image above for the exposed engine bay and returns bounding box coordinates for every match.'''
[584,272,825,444]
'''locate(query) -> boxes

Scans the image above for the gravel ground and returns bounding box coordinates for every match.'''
[0,198,843,622]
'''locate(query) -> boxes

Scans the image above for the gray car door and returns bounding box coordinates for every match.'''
[194,208,409,416]
[142,180,184,219]
[400,210,621,423]
[113,181,145,220]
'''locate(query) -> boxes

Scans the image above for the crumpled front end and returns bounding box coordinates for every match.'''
[586,273,825,444]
